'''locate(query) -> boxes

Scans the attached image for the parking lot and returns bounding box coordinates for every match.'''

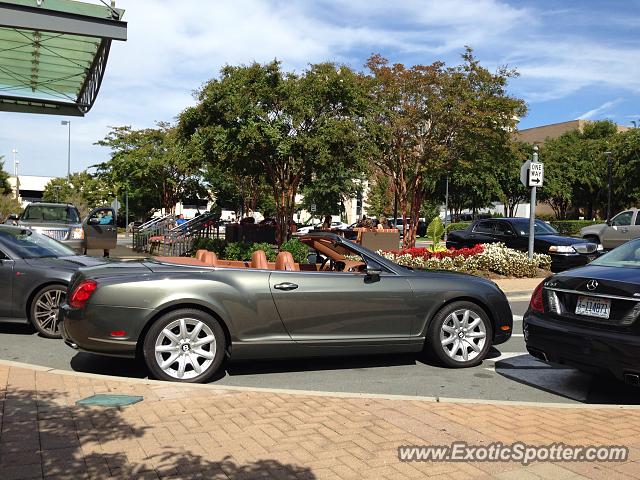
[2,294,638,406]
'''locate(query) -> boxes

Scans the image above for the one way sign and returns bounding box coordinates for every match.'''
[528,162,544,187]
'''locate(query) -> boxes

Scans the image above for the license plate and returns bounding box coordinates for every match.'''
[575,296,611,319]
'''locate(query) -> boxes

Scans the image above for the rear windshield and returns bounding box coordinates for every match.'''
[0,228,76,258]
[591,240,640,269]
[21,205,80,223]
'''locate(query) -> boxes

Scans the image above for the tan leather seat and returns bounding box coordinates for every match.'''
[195,249,208,262]
[250,250,269,269]
[275,251,299,271]
[202,251,218,267]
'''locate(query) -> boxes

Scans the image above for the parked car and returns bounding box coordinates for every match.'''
[6,202,117,255]
[60,231,513,383]
[447,218,599,272]
[581,209,640,250]
[0,225,107,338]
[524,238,640,386]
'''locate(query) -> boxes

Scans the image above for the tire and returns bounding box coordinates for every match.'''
[426,301,493,368]
[29,284,66,339]
[143,309,226,383]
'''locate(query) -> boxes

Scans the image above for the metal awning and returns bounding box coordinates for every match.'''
[0,0,126,116]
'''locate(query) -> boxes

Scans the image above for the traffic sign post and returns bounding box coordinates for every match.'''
[527,146,541,259]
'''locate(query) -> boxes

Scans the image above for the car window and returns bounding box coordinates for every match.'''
[472,221,494,234]
[592,239,640,268]
[21,205,80,223]
[495,222,515,235]
[88,208,115,226]
[635,212,640,226]
[513,220,558,236]
[612,211,633,227]
[0,228,76,258]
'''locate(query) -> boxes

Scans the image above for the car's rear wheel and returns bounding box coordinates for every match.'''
[30,285,66,339]
[427,301,492,368]
[143,309,225,383]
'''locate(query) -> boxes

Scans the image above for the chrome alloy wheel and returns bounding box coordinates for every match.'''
[439,309,487,363]
[33,288,66,336]
[154,318,216,380]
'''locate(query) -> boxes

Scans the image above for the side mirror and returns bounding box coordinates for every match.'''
[87,218,99,225]
[7,214,19,221]
[606,220,612,226]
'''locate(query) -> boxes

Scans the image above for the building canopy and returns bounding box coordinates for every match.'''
[0,0,126,116]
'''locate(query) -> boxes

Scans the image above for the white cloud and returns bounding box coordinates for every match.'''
[577,99,622,120]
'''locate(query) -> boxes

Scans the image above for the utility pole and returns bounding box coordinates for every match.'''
[12,149,19,200]
[61,120,71,180]
[605,151,612,223]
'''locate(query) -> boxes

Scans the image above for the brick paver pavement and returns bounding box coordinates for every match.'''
[1,361,639,480]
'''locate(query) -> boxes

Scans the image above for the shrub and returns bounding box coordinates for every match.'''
[191,237,227,257]
[280,238,309,263]
[380,242,550,278]
[249,242,277,262]
[446,222,470,232]
[223,242,253,261]
[549,220,600,237]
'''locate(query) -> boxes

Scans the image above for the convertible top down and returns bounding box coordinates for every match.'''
[60,232,513,382]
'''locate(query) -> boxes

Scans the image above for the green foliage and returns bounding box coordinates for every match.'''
[95,123,207,220]
[223,242,276,261]
[0,158,12,195]
[0,194,22,221]
[179,60,373,243]
[426,217,445,251]
[446,222,470,232]
[191,237,227,257]
[279,238,309,264]
[42,172,112,218]
[549,220,600,237]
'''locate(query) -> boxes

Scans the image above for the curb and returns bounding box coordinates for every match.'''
[1,358,638,410]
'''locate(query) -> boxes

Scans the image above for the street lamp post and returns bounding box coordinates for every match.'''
[604,151,612,223]
[61,120,71,180]
[12,149,19,200]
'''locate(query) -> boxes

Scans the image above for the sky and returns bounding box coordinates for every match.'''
[1,0,639,177]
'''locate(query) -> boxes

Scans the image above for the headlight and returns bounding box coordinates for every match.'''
[71,227,84,240]
[549,245,575,253]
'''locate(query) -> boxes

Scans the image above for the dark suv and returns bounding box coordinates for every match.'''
[7,202,117,254]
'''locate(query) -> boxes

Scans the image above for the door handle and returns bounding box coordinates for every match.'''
[274,282,298,291]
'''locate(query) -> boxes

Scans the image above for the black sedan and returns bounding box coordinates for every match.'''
[524,238,640,386]
[446,218,599,272]
[0,225,106,338]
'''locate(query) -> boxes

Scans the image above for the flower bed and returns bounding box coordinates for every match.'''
[380,242,551,278]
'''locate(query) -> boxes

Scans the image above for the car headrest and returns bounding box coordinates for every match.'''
[276,251,299,271]
[251,250,269,270]
[202,251,218,267]
[195,249,208,261]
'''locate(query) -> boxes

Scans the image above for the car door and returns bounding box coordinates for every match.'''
[602,211,633,249]
[493,221,523,250]
[83,207,117,251]
[0,247,14,317]
[628,211,640,241]
[268,270,416,341]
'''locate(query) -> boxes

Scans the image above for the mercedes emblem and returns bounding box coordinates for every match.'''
[586,279,598,291]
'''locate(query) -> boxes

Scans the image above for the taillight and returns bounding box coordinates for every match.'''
[529,281,545,313]
[69,280,97,309]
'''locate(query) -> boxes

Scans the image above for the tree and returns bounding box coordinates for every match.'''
[494,140,531,217]
[365,172,394,218]
[0,157,12,195]
[42,172,113,217]
[366,49,526,247]
[95,124,207,220]
[179,61,371,243]
[0,194,22,222]
[613,127,640,209]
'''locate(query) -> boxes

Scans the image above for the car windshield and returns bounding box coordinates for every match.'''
[20,205,80,223]
[591,240,640,269]
[0,228,76,258]
[512,220,558,236]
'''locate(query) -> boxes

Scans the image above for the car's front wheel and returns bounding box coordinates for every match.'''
[143,309,226,383]
[30,284,66,339]
[427,301,492,368]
